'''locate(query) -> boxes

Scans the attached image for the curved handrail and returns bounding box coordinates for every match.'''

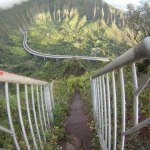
[91,37,150,78]
[21,27,110,62]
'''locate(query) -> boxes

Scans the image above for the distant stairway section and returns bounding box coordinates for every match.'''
[21,27,109,62]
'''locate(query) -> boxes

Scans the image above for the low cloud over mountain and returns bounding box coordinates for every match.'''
[0,0,29,9]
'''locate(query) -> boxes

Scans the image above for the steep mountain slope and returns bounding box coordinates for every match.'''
[0,1,149,149]
[0,0,126,34]
[0,0,132,79]
[27,19,129,56]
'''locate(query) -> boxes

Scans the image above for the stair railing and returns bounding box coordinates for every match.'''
[0,71,54,150]
[90,37,150,150]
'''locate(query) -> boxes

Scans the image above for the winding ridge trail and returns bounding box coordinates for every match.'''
[62,92,92,150]
[21,27,109,62]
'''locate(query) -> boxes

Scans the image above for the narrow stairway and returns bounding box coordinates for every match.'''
[62,92,92,150]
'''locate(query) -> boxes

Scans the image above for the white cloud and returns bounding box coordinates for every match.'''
[0,0,29,9]
[104,0,140,10]
[116,0,140,5]
[104,0,140,5]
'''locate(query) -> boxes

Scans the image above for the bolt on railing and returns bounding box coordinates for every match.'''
[0,71,54,149]
[90,37,150,150]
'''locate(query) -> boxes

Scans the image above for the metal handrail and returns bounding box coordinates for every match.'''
[90,37,150,150]
[0,70,48,85]
[92,37,150,78]
[0,70,54,149]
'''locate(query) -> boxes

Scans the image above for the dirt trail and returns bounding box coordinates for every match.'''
[62,92,92,150]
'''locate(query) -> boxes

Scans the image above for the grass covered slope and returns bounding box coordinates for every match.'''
[0,1,149,149]
[0,0,132,74]
[0,0,133,80]
[27,17,130,58]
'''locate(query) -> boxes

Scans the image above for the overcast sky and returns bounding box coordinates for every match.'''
[104,0,140,10]
[0,0,29,9]
[0,0,141,10]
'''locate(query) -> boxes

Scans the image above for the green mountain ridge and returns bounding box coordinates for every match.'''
[0,0,132,79]
[0,1,149,149]
[0,0,126,36]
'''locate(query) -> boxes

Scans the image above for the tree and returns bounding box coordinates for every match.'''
[127,1,150,42]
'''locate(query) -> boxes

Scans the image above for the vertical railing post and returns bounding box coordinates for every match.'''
[40,86,48,131]
[31,85,43,150]
[36,85,46,142]
[96,78,100,136]
[95,79,98,125]
[90,78,95,119]
[93,79,97,120]
[112,71,117,150]
[45,85,53,120]
[100,77,104,140]
[25,84,38,149]
[50,83,55,109]
[132,63,139,125]
[120,68,126,150]
[106,74,111,150]
[5,82,20,150]
[16,83,30,149]
[43,86,50,127]
[95,79,97,128]
[102,75,107,147]
[97,77,102,137]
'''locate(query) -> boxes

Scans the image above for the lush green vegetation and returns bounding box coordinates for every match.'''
[45,79,74,149]
[27,19,130,57]
[0,0,132,78]
[127,1,150,42]
[0,79,73,149]
[0,0,149,149]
